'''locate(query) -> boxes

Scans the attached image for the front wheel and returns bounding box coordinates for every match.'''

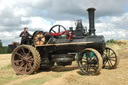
[102,46,120,69]
[77,48,103,75]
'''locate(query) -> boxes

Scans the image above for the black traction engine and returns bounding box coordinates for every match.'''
[11,8,120,75]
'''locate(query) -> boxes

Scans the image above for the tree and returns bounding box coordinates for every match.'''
[106,39,116,44]
[0,40,2,47]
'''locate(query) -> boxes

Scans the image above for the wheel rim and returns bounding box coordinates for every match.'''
[12,47,34,74]
[103,47,117,69]
[34,32,45,45]
[78,50,99,74]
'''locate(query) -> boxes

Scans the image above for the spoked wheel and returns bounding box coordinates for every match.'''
[102,46,120,69]
[49,25,67,34]
[33,31,45,45]
[77,48,102,75]
[49,25,68,38]
[11,45,41,75]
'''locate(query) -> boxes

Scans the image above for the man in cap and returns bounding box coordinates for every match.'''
[19,27,32,44]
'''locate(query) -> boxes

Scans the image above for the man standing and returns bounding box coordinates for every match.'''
[19,27,32,45]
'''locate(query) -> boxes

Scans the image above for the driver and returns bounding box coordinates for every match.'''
[19,27,32,44]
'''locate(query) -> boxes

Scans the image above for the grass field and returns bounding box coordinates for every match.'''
[0,41,128,85]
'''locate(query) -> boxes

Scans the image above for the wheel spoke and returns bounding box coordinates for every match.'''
[82,63,87,70]
[89,64,95,71]
[29,59,34,63]
[58,25,60,32]
[104,60,108,66]
[109,56,116,58]
[18,62,24,71]
[52,30,56,33]
[92,66,97,72]
[108,60,113,67]
[21,48,26,55]
[86,64,89,72]
[28,55,32,59]
[82,60,87,63]
[90,60,98,72]
[40,35,44,38]
[86,52,91,61]
[109,52,114,56]
[106,49,107,56]
[34,39,39,42]
[26,51,31,57]
[92,56,97,60]
[24,63,28,73]
[93,64,98,71]
[15,52,24,58]
[14,60,22,62]
[14,60,22,64]
[106,49,110,56]
[34,37,38,40]
[28,62,32,70]
[110,60,114,66]
[103,52,107,56]
[86,51,90,57]
[109,58,116,61]
[28,56,34,63]
[87,64,91,73]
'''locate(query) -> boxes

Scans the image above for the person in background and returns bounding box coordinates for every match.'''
[19,27,32,45]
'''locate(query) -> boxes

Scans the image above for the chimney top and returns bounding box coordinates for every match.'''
[87,8,96,11]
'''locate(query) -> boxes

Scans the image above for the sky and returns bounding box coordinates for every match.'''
[0,0,128,46]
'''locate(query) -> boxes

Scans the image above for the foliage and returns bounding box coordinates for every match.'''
[0,40,11,54]
[106,39,117,44]
[0,46,11,54]
[106,39,128,46]
[0,40,2,47]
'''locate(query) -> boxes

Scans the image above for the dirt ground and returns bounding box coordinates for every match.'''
[0,54,11,69]
[0,47,128,85]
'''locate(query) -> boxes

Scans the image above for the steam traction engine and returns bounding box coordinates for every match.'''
[11,8,119,75]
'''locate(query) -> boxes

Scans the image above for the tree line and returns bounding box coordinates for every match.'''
[0,40,11,54]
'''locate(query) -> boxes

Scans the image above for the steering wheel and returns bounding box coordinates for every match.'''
[49,25,68,37]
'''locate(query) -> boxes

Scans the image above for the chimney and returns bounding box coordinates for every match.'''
[87,8,96,36]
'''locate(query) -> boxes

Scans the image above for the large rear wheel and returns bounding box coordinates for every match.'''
[77,48,103,75]
[11,45,41,75]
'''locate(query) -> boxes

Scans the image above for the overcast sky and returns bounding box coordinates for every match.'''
[0,0,128,46]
